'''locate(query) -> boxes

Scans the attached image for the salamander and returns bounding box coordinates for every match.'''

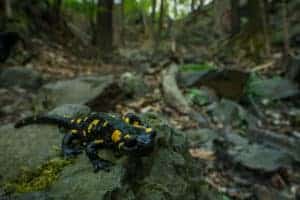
[15,112,156,172]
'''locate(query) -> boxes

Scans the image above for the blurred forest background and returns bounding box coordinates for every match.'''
[1,0,300,199]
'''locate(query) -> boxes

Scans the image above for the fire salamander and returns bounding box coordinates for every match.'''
[15,112,156,172]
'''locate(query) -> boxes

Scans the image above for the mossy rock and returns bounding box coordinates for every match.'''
[2,112,220,200]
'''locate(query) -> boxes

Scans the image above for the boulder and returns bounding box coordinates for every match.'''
[118,72,149,97]
[0,67,43,90]
[179,69,249,101]
[246,76,299,100]
[0,104,90,184]
[2,112,221,200]
[208,99,258,129]
[38,76,114,109]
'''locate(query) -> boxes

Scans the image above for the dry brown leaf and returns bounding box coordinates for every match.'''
[189,148,215,160]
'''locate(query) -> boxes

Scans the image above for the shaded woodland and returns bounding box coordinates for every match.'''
[0,0,300,200]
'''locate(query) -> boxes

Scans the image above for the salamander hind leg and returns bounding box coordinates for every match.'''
[85,142,113,172]
[62,134,82,158]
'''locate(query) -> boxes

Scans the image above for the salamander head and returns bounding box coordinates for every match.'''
[120,130,156,156]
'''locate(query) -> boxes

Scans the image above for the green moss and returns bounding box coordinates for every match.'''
[180,63,216,72]
[3,158,72,193]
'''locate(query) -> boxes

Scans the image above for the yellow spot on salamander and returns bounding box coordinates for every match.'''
[94,139,104,144]
[112,130,122,143]
[71,129,78,134]
[124,134,131,139]
[133,121,140,126]
[87,119,100,133]
[124,117,130,124]
[103,121,108,127]
[92,119,100,126]
[83,130,87,136]
[76,118,82,124]
[87,123,93,133]
[71,119,75,123]
[133,124,144,129]
[145,128,153,133]
[83,117,88,121]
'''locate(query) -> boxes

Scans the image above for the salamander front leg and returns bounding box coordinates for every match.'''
[85,142,113,172]
[62,134,82,158]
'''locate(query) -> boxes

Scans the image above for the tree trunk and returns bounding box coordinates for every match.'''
[95,0,113,53]
[0,1,5,30]
[151,0,157,23]
[230,0,240,36]
[282,0,290,56]
[191,0,195,12]
[173,0,178,18]
[244,0,271,57]
[113,0,123,47]
[53,0,62,21]
[5,0,12,18]
[213,0,230,35]
[158,0,164,39]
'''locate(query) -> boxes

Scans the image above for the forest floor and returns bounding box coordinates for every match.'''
[1,34,300,200]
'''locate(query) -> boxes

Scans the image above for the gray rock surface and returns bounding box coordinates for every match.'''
[0,104,90,184]
[118,72,149,97]
[1,112,220,200]
[0,67,43,90]
[38,76,114,109]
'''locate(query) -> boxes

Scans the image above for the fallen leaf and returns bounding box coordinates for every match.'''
[189,148,215,160]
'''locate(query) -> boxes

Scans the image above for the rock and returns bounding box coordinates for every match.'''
[186,87,218,107]
[186,128,219,148]
[178,71,210,87]
[208,99,258,129]
[48,104,91,117]
[2,112,220,200]
[118,72,149,97]
[48,155,125,200]
[162,64,191,114]
[247,76,299,100]
[179,69,249,101]
[215,132,293,173]
[38,76,114,109]
[0,104,90,185]
[0,67,43,90]
[0,124,62,184]
[229,143,292,172]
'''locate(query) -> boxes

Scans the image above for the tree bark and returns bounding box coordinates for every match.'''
[191,0,195,12]
[158,0,164,39]
[113,0,123,47]
[95,0,113,53]
[173,0,178,18]
[282,0,290,56]
[53,0,62,21]
[243,0,271,57]
[0,1,5,30]
[151,0,157,23]
[5,0,12,18]
[230,0,240,36]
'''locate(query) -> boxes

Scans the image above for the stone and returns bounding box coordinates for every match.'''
[0,67,43,90]
[247,76,299,100]
[118,72,149,97]
[2,112,220,200]
[38,76,114,109]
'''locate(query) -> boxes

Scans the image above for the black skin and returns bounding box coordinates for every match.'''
[0,32,23,63]
[15,112,156,172]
